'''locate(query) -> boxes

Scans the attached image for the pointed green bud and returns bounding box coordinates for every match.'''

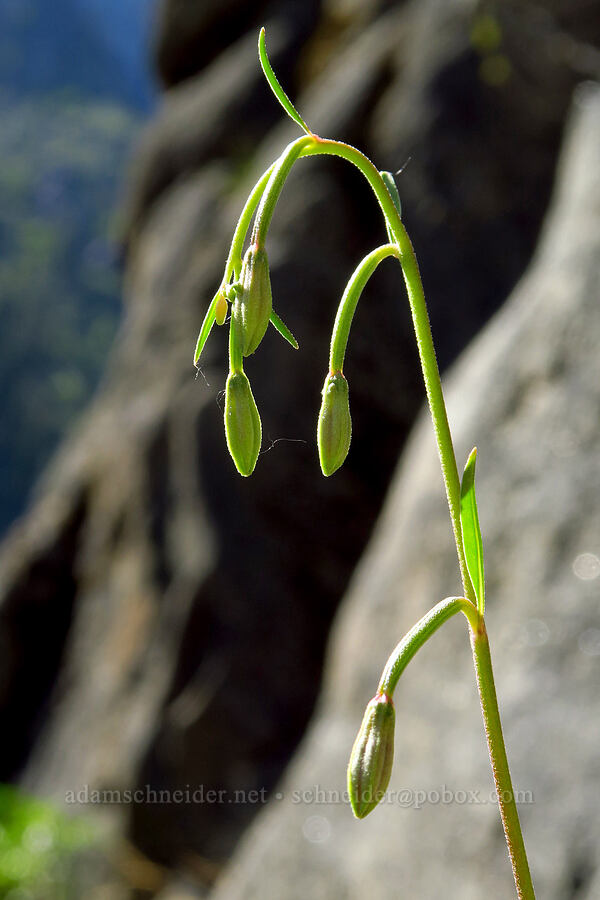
[224,371,262,476]
[215,290,228,326]
[318,372,352,476]
[233,245,272,356]
[348,693,395,819]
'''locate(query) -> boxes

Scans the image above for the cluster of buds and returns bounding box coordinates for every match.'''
[193,161,401,479]
[222,245,273,476]
[192,31,405,481]
[193,136,309,477]
[221,246,273,477]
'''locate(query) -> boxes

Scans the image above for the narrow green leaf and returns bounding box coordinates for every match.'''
[381,171,402,217]
[381,171,402,244]
[270,309,299,349]
[258,28,312,136]
[193,290,219,365]
[460,447,485,614]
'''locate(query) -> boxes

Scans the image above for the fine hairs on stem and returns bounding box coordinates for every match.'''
[193,28,535,899]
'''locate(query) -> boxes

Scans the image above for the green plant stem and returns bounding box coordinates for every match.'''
[252,136,313,248]
[194,163,276,365]
[255,34,533,893]
[302,137,473,603]
[329,243,399,373]
[228,302,244,373]
[298,135,534,897]
[225,163,276,282]
[471,622,535,899]
[378,596,479,696]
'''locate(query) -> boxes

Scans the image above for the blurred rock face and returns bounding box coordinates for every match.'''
[0,0,597,893]
[211,82,600,900]
[153,0,321,87]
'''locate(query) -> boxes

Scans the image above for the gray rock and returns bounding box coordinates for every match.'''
[153,0,321,88]
[210,83,600,900]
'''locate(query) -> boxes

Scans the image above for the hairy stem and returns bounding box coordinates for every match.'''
[225,163,276,282]
[301,137,473,603]
[226,104,534,890]
[252,136,313,248]
[194,163,276,365]
[378,596,479,696]
[329,243,399,374]
[228,301,243,373]
[298,135,533,896]
[471,623,535,899]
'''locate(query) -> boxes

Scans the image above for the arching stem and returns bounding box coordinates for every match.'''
[298,135,534,899]
[328,243,399,374]
[302,137,472,601]
[378,596,479,696]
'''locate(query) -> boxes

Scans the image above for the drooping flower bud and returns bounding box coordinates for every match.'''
[348,693,395,819]
[318,372,352,476]
[233,245,272,356]
[214,290,229,326]
[224,371,262,476]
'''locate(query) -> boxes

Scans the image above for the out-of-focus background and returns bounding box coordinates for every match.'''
[0,1,599,897]
[0,0,155,536]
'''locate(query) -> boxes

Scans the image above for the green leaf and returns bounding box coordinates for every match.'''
[381,170,402,244]
[270,309,299,349]
[460,447,485,613]
[258,28,312,136]
[381,171,402,217]
[193,289,219,365]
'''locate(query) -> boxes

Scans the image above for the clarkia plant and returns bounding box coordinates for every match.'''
[194,29,535,899]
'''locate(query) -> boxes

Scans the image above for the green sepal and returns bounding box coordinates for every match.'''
[348,693,395,819]
[381,171,402,244]
[460,447,485,614]
[193,289,220,365]
[381,171,402,217]
[270,309,299,349]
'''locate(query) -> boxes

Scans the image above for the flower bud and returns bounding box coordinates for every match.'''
[233,245,272,356]
[215,290,228,326]
[224,371,262,476]
[318,372,352,476]
[348,693,395,819]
